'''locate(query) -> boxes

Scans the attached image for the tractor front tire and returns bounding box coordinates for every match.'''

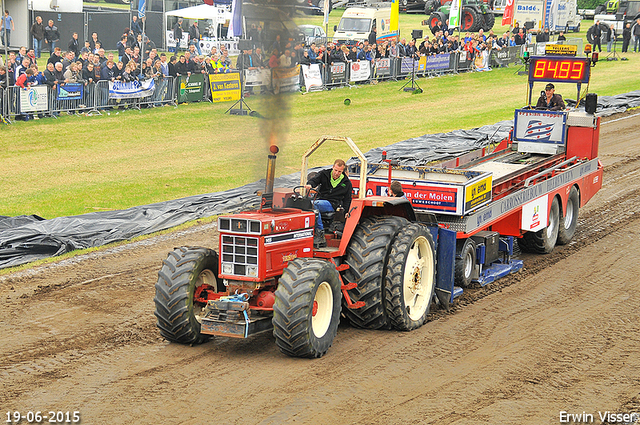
[273,258,342,358]
[429,12,447,34]
[483,11,496,30]
[518,196,560,254]
[385,223,436,331]
[342,216,409,329]
[154,247,220,344]
[557,186,579,245]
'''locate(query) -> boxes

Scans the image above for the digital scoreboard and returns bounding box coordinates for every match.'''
[528,56,591,84]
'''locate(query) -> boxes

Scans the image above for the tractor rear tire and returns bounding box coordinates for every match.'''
[385,223,436,331]
[429,12,447,34]
[342,216,409,329]
[273,258,342,358]
[454,238,476,288]
[557,186,579,245]
[483,11,496,30]
[154,247,221,344]
[462,7,481,32]
[518,196,560,254]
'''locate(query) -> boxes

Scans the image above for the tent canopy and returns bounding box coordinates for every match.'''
[165,4,231,21]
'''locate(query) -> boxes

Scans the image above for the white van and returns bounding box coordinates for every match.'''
[333,5,397,45]
[493,0,508,15]
[513,0,581,32]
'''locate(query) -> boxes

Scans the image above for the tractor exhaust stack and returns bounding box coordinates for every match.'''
[261,144,279,209]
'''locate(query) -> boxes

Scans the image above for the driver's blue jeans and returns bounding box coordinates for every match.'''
[313,200,334,231]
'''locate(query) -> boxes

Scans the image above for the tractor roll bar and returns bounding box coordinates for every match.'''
[300,136,368,200]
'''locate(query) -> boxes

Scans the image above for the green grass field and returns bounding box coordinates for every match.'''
[3,12,638,220]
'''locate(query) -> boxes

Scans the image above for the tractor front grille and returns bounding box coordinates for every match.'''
[221,235,259,277]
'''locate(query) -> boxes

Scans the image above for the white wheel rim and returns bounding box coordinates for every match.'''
[546,206,558,238]
[194,269,216,323]
[403,236,434,321]
[312,281,333,338]
[197,269,217,288]
[564,198,575,229]
[464,250,473,279]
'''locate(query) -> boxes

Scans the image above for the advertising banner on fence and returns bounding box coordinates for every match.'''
[166,31,189,50]
[375,58,391,76]
[244,68,271,87]
[209,72,241,102]
[199,39,240,57]
[350,61,371,82]
[426,53,451,71]
[330,62,346,83]
[272,65,300,93]
[418,55,427,71]
[301,64,323,92]
[178,74,205,103]
[109,79,155,99]
[400,57,418,74]
[19,86,48,112]
[58,83,83,100]
[490,45,522,66]
[457,51,474,70]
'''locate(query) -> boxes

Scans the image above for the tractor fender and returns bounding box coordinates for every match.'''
[337,198,416,255]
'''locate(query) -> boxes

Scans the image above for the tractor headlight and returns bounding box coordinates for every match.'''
[222,263,233,275]
[247,266,258,277]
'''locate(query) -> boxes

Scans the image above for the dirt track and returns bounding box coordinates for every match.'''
[2,113,640,425]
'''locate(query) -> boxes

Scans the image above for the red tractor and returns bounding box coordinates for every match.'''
[154,137,441,357]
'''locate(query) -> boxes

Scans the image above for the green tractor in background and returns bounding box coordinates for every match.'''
[424,0,495,33]
[594,0,618,14]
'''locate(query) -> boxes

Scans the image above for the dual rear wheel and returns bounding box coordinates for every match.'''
[519,189,579,254]
[343,217,437,332]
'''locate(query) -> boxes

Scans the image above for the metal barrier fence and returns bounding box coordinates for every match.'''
[296,52,480,91]
[1,76,176,121]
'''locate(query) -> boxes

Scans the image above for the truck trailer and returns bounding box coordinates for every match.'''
[513,0,582,32]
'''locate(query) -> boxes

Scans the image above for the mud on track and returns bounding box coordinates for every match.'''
[2,114,640,425]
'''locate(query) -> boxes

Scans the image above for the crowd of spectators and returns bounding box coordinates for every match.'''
[5,14,638,115]
[231,18,578,79]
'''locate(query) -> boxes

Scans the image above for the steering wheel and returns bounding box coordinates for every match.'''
[292,185,319,200]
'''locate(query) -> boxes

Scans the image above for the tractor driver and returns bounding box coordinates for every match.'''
[305,159,353,248]
[536,83,566,111]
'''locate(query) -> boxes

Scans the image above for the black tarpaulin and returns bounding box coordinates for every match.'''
[566,90,640,117]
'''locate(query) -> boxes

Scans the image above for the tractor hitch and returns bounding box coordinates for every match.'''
[200,293,273,339]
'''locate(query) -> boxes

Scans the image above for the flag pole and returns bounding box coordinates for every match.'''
[139,0,146,78]
[2,0,9,98]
